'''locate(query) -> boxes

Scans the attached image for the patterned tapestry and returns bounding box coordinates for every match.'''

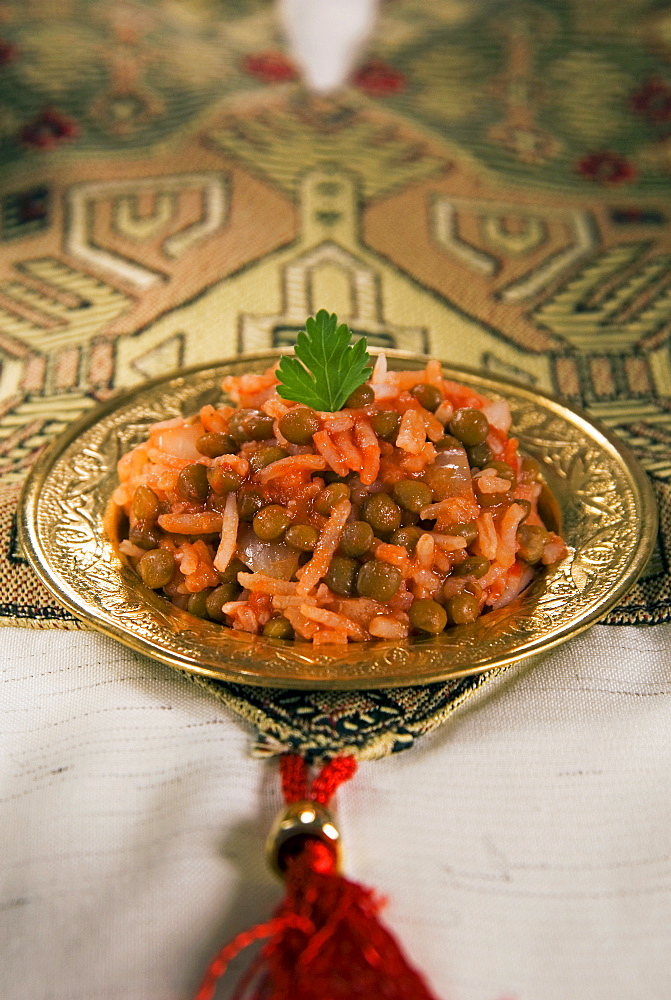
[0,0,670,753]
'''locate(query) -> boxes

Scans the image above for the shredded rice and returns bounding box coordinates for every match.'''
[116,355,567,645]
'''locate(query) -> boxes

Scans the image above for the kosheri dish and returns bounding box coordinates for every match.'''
[113,312,567,646]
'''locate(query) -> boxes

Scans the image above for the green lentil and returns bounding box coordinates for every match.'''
[515,499,532,523]
[278,407,320,445]
[207,467,242,495]
[356,559,402,601]
[454,556,490,578]
[392,479,433,513]
[218,557,247,585]
[339,521,374,557]
[132,485,160,522]
[177,463,209,502]
[205,583,239,622]
[253,504,291,541]
[371,410,400,442]
[237,490,266,521]
[262,617,295,640]
[285,524,320,551]
[138,549,175,589]
[410,382,442,412]
[441,521,478,545]
[249,445,288,473]
[390,525,423,554]
[362,493,402,535]
[446,591,480,625]
[485,460,517,488]
[476,489,510,509]
[466,442,494,468]
[315,482,351,516]
[517,524,548,564]
[345,383,374,408]
[196,432,237,457]
[324,556,359,597]
[449,407,490,447]
[435,434,463,451]
[228,408,274,443]
[186,589,212,618]
[129,522,162,550]
[409,598,447,634]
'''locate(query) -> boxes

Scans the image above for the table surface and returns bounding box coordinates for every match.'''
[3,622,671,1000]
[1,3,670,998]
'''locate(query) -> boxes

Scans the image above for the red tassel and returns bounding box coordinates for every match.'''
[195,755,440,1000]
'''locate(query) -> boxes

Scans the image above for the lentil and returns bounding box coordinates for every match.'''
[315,482,351,516]
[446,592,480,624]
[466,442,494,467]
[449,407,490,447]
[138,549,175,589]
[339,521,374,557]
[362,493,402,535]
[186,590,212,618]
[325,556,359,597]
[390,525,423,554]
[177,463,209,502]
[206,584,239,622]
[237,489,266,521]
[263,617,295,639]
[249,445,288,473]
[371,409,400,442]
[228,408,274,442]
[345,383,374,408]
[441,521,478,544]
[253,504,291,541]
[129,522,162,550]
[517,524,548,563]
[392,479,432,513]
[207,467,242,495]
[132,485,160,521]
[454,556,490,578]
[435,434,463,451]
[410,382,442,412]
[285,524,320,551]
[196,432,237,457]
[279,407,320,445]
[409,598,447,633]
[218,557,247,585]
[356,559,402,601]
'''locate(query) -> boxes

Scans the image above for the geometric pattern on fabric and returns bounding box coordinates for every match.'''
[178,668,502,763]
[1,0,670,755]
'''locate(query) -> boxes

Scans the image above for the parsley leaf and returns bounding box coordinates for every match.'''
[275,310,371,412]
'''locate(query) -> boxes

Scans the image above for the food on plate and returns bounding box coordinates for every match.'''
[113,311,567,646]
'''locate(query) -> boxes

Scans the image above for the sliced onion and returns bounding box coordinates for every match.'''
[431,444,473,496]
[482,399,512,434]
[153,421,202,461]
[236,528,301,580]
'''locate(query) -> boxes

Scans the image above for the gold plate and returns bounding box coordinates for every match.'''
[18,351,657,690]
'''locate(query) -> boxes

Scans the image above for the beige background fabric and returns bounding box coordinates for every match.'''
[1,622,670,999]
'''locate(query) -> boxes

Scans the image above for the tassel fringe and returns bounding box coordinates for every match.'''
[194,755,440,1000]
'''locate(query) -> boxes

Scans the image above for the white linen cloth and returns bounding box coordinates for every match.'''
[2,622,670,1000]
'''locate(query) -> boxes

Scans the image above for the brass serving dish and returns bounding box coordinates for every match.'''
[18,351,656,689]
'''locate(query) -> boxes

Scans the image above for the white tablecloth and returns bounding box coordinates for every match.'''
[2,622,670,1000]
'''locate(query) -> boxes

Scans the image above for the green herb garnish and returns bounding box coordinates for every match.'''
[275,310,371,412]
